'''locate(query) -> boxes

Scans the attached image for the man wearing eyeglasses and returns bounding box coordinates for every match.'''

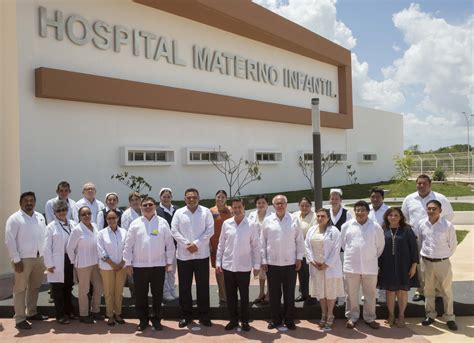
[5,192,48,330]
[261,194,304,331]
[123,197,175,332]
[171,188,214,328]
[418,200,458,331]
[72,182,105,224]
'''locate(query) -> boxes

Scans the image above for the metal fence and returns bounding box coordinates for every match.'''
[408,152,474,181]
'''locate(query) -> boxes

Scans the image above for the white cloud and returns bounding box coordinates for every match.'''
[254,1,473,150]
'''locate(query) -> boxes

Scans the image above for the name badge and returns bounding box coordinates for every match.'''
[151,229,160,236]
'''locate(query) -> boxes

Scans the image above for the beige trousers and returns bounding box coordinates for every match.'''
[76,265,103,316]
[100,269,127,317]
[423,258,455,321]
[13,257,45,323]
[344,272,377,323]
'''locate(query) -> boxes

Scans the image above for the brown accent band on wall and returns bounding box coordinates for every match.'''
[35,67,352,129]
[133,0,353,128]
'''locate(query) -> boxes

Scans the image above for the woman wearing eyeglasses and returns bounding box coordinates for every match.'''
[66,206,103,323]
[97,210,127,326]
[44,200,77,324]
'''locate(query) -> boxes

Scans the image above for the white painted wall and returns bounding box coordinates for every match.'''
[11,0,403,211]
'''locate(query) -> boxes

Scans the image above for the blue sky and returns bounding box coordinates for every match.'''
[255,0,473,151]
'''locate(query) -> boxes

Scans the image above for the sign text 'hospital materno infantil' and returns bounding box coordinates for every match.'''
[38,7,336,98]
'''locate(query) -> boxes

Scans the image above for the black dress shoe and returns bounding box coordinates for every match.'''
[152,320,163,331]
[67,313,78,320]
[421,317,435,326]
[199,319,212,327]
[224,320,239,331]
[267,321,281,329]
[91,312,104,320]
[137,321,149,331]
[412,294,425,302]
[447,321,458,331]
[79,316,94,324]
[26,313,48,321]
[285,320,296,330]
[57,317,70,325]
[295,295,309,302]
[15,320,32,330]
[178,318,191,328]
[241,322,251,331]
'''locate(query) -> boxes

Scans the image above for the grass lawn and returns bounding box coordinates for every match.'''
[174,180,473,209]
[381,202,474,212]
[457,230,469,244]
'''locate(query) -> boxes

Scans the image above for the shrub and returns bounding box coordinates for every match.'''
[432,168,446,181]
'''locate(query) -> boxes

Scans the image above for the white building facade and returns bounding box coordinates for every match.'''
[1,0,403,276]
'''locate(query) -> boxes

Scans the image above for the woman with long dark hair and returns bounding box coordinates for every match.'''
[378,207,419,327]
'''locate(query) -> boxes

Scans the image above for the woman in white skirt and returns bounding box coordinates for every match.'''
[305,208,344,330]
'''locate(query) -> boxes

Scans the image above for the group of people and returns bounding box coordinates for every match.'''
[4,174,458,333]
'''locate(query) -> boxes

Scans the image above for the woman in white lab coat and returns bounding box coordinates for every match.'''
[305,208,344,331]
[44,200,77,324]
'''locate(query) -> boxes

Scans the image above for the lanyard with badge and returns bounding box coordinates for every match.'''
[59,222,71,235]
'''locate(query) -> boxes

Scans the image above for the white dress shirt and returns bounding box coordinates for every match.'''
[121,207,140,230]
[44,219,76,282]
[417,217,457,259]
[247,208,273,225]
[171,205,214,261]
[97,227,127,270]
[66,222,99,268]
[123,215,175,267]
[5,210,47,263]
[329,206,353,226]
[368,203,390,226]
[216,217,261,272]
[45,197,76,224]
[402,191,454,227]
[72,198,105,223]
[260,212,305,266]
[305,225,343,279]
[292,211,316,238]
[341,218,385,275]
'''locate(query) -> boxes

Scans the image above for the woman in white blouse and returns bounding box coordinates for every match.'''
[120,192,141,230]
[305,208,344,331]
[247,194,272,305]
[44,200,77,324]
[97,210,127,326]
[292,197,316,303]
[66,206,103,323]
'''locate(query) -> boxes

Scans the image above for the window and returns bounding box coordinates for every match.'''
[303,153,313,162]
[250,150,283,164]
[120,147,175,166]
[358,153,377,163]
[327,153,347,162]
[184,148,227,165]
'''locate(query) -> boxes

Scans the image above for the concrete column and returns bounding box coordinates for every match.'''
[0,0,21,278]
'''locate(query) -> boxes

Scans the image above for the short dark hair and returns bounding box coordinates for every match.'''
[20,191,36,203]
[426,199,442,209]
[77,206,91,222]
[369,187,384,198]
[353,200,370,212]
[416,174,432,184]
[56,181,71,191]
[298,197,312,206]
[184,188,199,196]
[231,197,245,206]
[215,189,227,197]
[254,194,268,204]
[141,196,157,205]
[105,209,121,219]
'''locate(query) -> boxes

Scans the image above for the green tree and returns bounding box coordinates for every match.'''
[392,151,414,183]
